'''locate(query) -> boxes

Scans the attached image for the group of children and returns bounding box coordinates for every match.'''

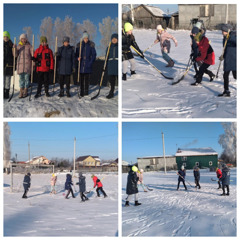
[122,21,236,97]
[3,31,118,100]
[22,172,107,202]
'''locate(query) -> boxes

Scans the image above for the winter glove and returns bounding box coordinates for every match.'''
[219,55,224,61]
[72,68,76,73]
[139,51,144,59]
[196,60,203,66]
[31,57,36,61]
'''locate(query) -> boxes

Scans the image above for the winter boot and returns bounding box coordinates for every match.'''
[19,88,24,98]
[66,89,71,98]
[45,91,50,97]
[218,90,230,97]
[58,89,64,97]
[191,82,200,86]
[4,88,10,99]
[166,60,174,67]
[106,92,114,99]
[122,73,127,81]
[134,201,141,206]
[125,201,130,207]
[221,193,226,196]
[226,192,230,196]
[131,70,136,76]
[35,92,41,98]
[23,88,28,98]
[206,70,215,82]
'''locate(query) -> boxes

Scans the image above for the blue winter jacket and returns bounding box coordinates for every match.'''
[65,174,73,190]
[178,169,186,181]
[23,175,31,190]
[57,45,75,75]
[77,173,86,192]
[76,40,96,74]
[220,166,230,186]
[223,31,236,72]
[107,43,118,76]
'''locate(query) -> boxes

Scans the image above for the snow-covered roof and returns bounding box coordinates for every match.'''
[122,161,130,166]
[144,5,166,17]
[175,148,218,157]
[138,155,175,159]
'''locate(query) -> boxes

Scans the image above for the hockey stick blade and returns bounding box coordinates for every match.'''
[91,88,100,100]
[161,72,174,80]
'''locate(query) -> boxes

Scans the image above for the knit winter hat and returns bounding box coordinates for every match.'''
[63,36,70,43]
[20,33,27,40]
[111,33,118,40]
[91,174,95,178]
[82,32,89,39]
[3,31,10,39]
[157,25,163,30]
[181,165,184,170]
[79,172,83,177]
[221,24,233,33]
[40,36,47,43]
[132,166,138,172]
[140,169,144,173]
[191,26,200,35]
[124,22,133,33]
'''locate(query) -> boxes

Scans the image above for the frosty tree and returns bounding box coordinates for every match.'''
[99,16,118,55]
[39,17,54,49]
[23,26,33,44]
[3,123,11,172]
[218,122,236,164]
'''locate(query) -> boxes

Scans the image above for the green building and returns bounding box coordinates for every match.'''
[175,148,218,170]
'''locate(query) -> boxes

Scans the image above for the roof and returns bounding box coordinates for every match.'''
[144,5,166,17]
[122,160,130,166]
[175,148,218,157]
[76,155,100,162]
[26,156,49,163]
[138,155,175,159]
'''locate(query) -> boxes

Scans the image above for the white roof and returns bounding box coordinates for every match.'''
[145,5,166,17]
[122,161,130,166]
[175,148,218,157]
[138,155,174,159]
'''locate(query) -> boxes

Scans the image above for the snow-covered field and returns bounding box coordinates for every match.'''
[122,29,236,118]
[4,173,118,236]
[122,169,236,236]
[4,84,118,118]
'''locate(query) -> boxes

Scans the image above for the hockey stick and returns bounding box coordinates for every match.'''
[8,37,16,102]
[143,42,158,53]
[216,29,230,79]
[144,184,153,191]
[77,39,82,99]
[130,45,174,80]
[52,36,57,95]
[29,34,34,101]
[178,173,193,187]
[91,42,111,100]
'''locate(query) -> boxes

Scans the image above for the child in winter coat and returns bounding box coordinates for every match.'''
[15,33,33,98]
[193,165,201,189]
[33,36,54,98]
[50,173,57,194]
[154,25,178,67]
[137,169,147,192]
[76,31,96,97]
[22,172,31,198]
[65,173,75,199]
[177,166,187,190]
[122,22,144,81]
[3,31,14,99]
[190,27,215,86]
[220,164,230,196]
[105,33,118,99]
[57,36,75,97]
[216,167,222,189]
[218,24,236,97]
[76,172,88,202]
[91,174,107,198]
[125,166,141,206]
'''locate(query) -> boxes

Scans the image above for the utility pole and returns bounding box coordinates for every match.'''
[225,4,229,24]
[73,137,76,176]
[28,142,30,162]
[162,132,166,174]
[130,4,134,24]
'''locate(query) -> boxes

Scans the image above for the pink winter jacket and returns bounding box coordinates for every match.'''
[16,41,33,74]
[137,172,143,184]
[156,30,177,53]
[51,176,57,186]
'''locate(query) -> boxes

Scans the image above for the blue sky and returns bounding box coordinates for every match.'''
[153,4,178,14]
[122,122,225,164]
[8,122,118,162]
[4,4,118,55]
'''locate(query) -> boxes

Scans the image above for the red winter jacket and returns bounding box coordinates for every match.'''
[34,44,54,72]
[196,36,215,65]
[216,169,222,179]
[92,176,103,188]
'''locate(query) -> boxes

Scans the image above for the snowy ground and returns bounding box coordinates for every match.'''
[4,84,118,118]
[122,169,236,237]
[4,173,118,236]
[122,29,236,118]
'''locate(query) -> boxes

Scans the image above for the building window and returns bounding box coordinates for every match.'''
[195,162,199,166]
[199,5,214,17]
[182,156,187,161]
[209,161,213,166]
[183,163,187,167]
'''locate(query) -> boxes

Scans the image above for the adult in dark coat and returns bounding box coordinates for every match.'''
[22,172,31,198]
[76,172,88,202]
[105,33,118,99]
[177,166,187,190]
[3,31,14,99]
[125,166,141,206]
[218,24,237,97]
[193,166,201,189]
[76,31,96,97]
[65,173,75,199]
[57,36,75,97]
[220,164,230,196]
[122,22,144,81]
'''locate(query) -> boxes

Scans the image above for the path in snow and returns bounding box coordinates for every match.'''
[4,84,118,118]
[4,173,118,236]
[122,169,236,236]
[122,29,236,118]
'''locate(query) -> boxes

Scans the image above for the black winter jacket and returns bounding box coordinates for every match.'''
[126,169,139,195]
[4,40,14,76]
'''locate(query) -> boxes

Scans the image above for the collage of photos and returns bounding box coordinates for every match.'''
[2,2,237,239]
